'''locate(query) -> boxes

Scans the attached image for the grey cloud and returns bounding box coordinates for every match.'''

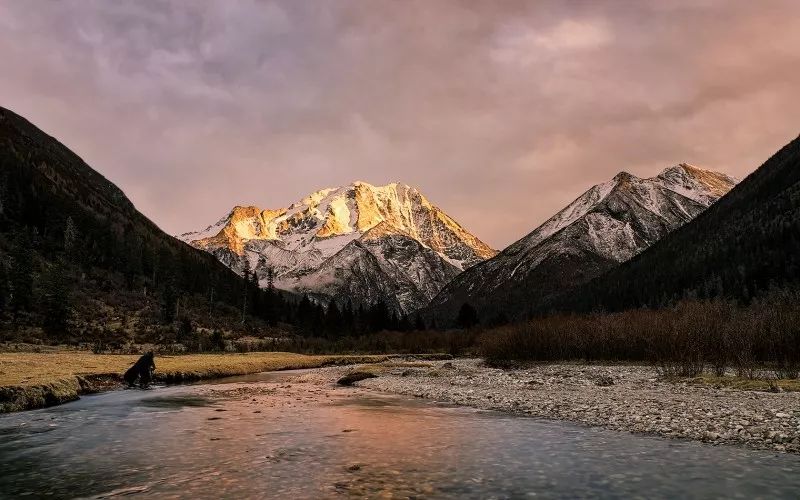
[1,0,799,248]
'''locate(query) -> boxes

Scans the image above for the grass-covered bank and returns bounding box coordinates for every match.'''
[0,351,390,413]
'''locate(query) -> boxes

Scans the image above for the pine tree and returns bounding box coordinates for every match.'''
[368,300,390,332]
[0,259,8,314]
[274,291,286,323]
[40,263,71,338]
[489,311,509,327]
[341,300,355,335]
[123,240,143,290]
[177,315,193,345]
[261,286,274,325]
[0,173,5,218]
[210,329,226,351]
[257,255,267,272]
[63,216,78,255]
[311,301,326,337]
[354,303,367,335]
[455,303,479,329]
[248,267,260,316]
[325,299,342,338]
[241,260,251,324]
[160,279,178,324]
[398,314,412,332]
[266,265,275,291]
[414,314,426,331]
[296,294,314,335]
[8,240,33,314]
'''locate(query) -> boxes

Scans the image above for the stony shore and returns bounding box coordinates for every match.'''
[325,359,800,454]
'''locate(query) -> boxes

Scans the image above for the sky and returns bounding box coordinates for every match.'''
[2,1,800,249]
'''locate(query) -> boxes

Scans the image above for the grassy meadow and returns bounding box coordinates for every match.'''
[0,351,388,413]
[0,351,388,387]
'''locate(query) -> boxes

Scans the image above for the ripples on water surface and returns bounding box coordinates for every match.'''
[0,371,798,499]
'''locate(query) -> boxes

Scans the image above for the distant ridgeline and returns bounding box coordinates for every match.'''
[0,107,418,344]
[544,134,800,314]
[425,162,736,326]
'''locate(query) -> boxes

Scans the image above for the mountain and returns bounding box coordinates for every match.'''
[545,135,800,313]
[0,106,256,341]
[427,164,736,324]
[180,182,496,313]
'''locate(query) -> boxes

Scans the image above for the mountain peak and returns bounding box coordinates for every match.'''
[428,162,737,323]
[659,162,706,178]
[180,181,496,312]
[612,171,638,182]
[352,180,410,189]
[655,163,737,201]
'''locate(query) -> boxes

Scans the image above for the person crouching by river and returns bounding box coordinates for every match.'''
[123,352,156,388]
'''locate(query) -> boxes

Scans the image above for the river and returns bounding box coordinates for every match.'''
[0,370,798,498]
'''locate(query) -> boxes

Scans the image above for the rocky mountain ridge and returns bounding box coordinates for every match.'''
[180,181,496,313]
[426,163,737,324]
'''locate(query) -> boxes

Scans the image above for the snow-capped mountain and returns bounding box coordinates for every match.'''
[427,164,737,324]
[179,181,496,313]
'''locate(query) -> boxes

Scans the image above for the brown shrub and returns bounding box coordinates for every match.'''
[479,294,800,379]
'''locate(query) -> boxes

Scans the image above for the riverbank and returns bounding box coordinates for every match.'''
[326,359,800,454]
[6,354,799,454]
[5,364,799,499]
[0,351,390,413]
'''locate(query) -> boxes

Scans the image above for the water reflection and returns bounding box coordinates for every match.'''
[0,373,797,498]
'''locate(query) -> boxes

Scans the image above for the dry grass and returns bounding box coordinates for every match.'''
[479,298,800,381]
[0,351,389,413]
[0,351,387,388]
[689,374,800,392]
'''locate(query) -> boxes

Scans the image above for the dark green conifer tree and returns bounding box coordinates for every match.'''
[160,278,178,324]
[455,302,479,329]
[325,299,342,338]
[414,314,426,331]
[8,238,33,315]
[40,262,71,338]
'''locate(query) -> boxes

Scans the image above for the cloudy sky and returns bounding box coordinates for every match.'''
[2,1,799,248]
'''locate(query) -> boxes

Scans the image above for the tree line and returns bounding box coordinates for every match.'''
[480,293,800,380]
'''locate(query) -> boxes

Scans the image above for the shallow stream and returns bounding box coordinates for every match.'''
[0,371,798,498]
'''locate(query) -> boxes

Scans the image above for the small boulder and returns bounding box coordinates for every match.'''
[595,375,614,387]
[337,371,377,386]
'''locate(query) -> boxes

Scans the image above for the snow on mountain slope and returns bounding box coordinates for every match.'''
[179,181,496,313]
[427,164,737,324]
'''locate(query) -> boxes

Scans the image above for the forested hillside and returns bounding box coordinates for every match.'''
[0,106,263,344]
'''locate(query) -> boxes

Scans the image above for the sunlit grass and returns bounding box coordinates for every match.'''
[0,352,387,387]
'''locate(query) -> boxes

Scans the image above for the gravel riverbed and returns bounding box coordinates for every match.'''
[324,358,800,454]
